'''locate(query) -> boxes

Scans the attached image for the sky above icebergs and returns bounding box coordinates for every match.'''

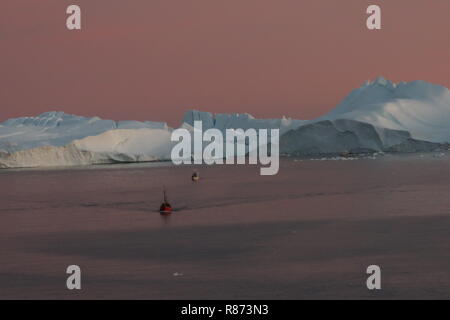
[1,0,449,126]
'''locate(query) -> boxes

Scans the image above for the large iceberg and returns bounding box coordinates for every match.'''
[0,112,173,168]
[318,77,450,143]
[0,111,168,152]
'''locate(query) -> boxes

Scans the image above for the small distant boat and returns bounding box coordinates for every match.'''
[192,171,200,182]
[159,188,172,214]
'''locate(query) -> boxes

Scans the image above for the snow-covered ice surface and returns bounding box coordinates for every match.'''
[280,118,443,156]
[1,78,449,168]
[319,77,450,143]
[0,128,174,168]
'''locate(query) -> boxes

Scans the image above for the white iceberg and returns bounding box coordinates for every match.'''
[319,77,450,143]
[0,128,174,168]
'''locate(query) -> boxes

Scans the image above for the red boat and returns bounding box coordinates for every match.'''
[159,188,173,214]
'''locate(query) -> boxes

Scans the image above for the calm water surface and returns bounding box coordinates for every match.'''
[1,154,450,299]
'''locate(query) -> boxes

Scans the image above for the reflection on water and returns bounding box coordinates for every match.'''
[159,212,172,225]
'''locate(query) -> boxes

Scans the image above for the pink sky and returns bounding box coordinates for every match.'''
[1,0,449,126]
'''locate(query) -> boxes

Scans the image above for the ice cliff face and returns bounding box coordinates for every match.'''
[280,119,442,156]
[0,112,173,168]
[73,128,174,159]
[319,77,450,143]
